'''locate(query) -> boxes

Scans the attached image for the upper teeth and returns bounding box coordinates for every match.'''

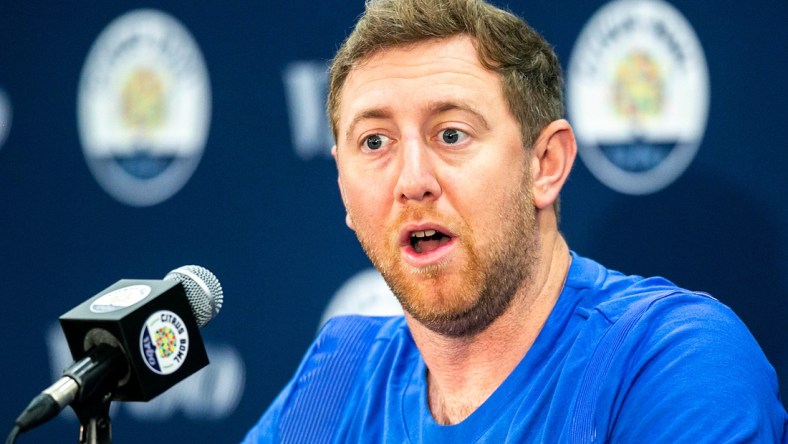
[411,229,437,238]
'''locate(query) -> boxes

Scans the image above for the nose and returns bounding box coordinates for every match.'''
[393,137,441,203]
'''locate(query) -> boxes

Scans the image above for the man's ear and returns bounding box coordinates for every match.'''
[332,145,355,231]
[530,119,577,210]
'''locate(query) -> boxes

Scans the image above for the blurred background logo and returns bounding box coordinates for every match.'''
[282,61,334,160]
[78,9,212,206]
[319,268,402,329]
[567,0,709,195]
[0,88,11,151]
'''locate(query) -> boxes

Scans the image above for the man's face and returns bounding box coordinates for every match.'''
[334,36,539,336]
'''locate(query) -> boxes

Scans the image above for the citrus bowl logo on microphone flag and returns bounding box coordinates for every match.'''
[78,9,211,206]
[140,310,190,375]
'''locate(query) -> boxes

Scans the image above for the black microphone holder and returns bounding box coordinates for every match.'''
[68,344,127,444]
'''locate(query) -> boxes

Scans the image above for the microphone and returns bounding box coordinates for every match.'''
[11,265,224,435]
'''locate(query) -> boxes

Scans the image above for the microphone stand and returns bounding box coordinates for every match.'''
[65,344,127,444]
[72,396,112,444]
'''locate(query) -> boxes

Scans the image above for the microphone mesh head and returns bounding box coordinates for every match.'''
[164,265,223,327]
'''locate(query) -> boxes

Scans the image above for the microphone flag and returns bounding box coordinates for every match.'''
[59,278,209,402]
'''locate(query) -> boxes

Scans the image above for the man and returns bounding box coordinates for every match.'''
[245,0,787,441]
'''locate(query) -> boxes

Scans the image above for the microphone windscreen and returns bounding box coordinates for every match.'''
[164,265,223,327]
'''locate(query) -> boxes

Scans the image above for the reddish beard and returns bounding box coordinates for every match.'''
[352,171,539,337]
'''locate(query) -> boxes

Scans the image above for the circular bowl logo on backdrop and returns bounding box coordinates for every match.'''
[140,310,189,375]
[0,88,11,151]
[567,0,709,195]
[78,9,211,206]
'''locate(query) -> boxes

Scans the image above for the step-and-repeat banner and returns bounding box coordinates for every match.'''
[1,0,785,441]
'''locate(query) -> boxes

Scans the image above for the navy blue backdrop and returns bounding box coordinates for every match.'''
[0,1,785,442]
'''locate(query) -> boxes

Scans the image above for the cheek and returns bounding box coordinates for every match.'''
[344,179,392,227]
[455,163,529,230]
[450,161,516,206]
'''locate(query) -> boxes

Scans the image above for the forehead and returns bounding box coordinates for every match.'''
[338,35,506,133]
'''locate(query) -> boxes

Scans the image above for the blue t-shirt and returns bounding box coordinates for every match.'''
[244,253,787,443]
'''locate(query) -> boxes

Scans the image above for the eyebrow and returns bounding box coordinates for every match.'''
[343,100,491,143]
[345,108,392,143]
[427,101,490,132]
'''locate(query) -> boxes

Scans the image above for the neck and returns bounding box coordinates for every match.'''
[405,227,571,425]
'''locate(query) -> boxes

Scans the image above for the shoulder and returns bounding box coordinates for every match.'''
[610,292,786,442]
[567,252,737,328]
[587,289,786,441]
[583,273,779,407]
[316,314,407,344]
[294,315,408,389]
[307,315,411,368]
[565,255,786,442]
[242,315,408,443]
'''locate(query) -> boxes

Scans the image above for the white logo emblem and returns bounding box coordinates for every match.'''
[567,0,709,195]
[140,310,190,375]
[0,88,11,151]
[90,284,152,313]
[78,9,211,206]
[319,268,403,328]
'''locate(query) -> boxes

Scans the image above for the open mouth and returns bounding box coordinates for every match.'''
[409,229,452,254]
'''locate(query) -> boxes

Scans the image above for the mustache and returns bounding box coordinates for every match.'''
[391,206,466,238]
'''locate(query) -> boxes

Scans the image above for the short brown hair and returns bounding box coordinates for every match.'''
[327,0,564,150]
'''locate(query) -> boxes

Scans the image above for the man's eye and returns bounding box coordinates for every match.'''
[364,134,389,150]
[439,128,467,145]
